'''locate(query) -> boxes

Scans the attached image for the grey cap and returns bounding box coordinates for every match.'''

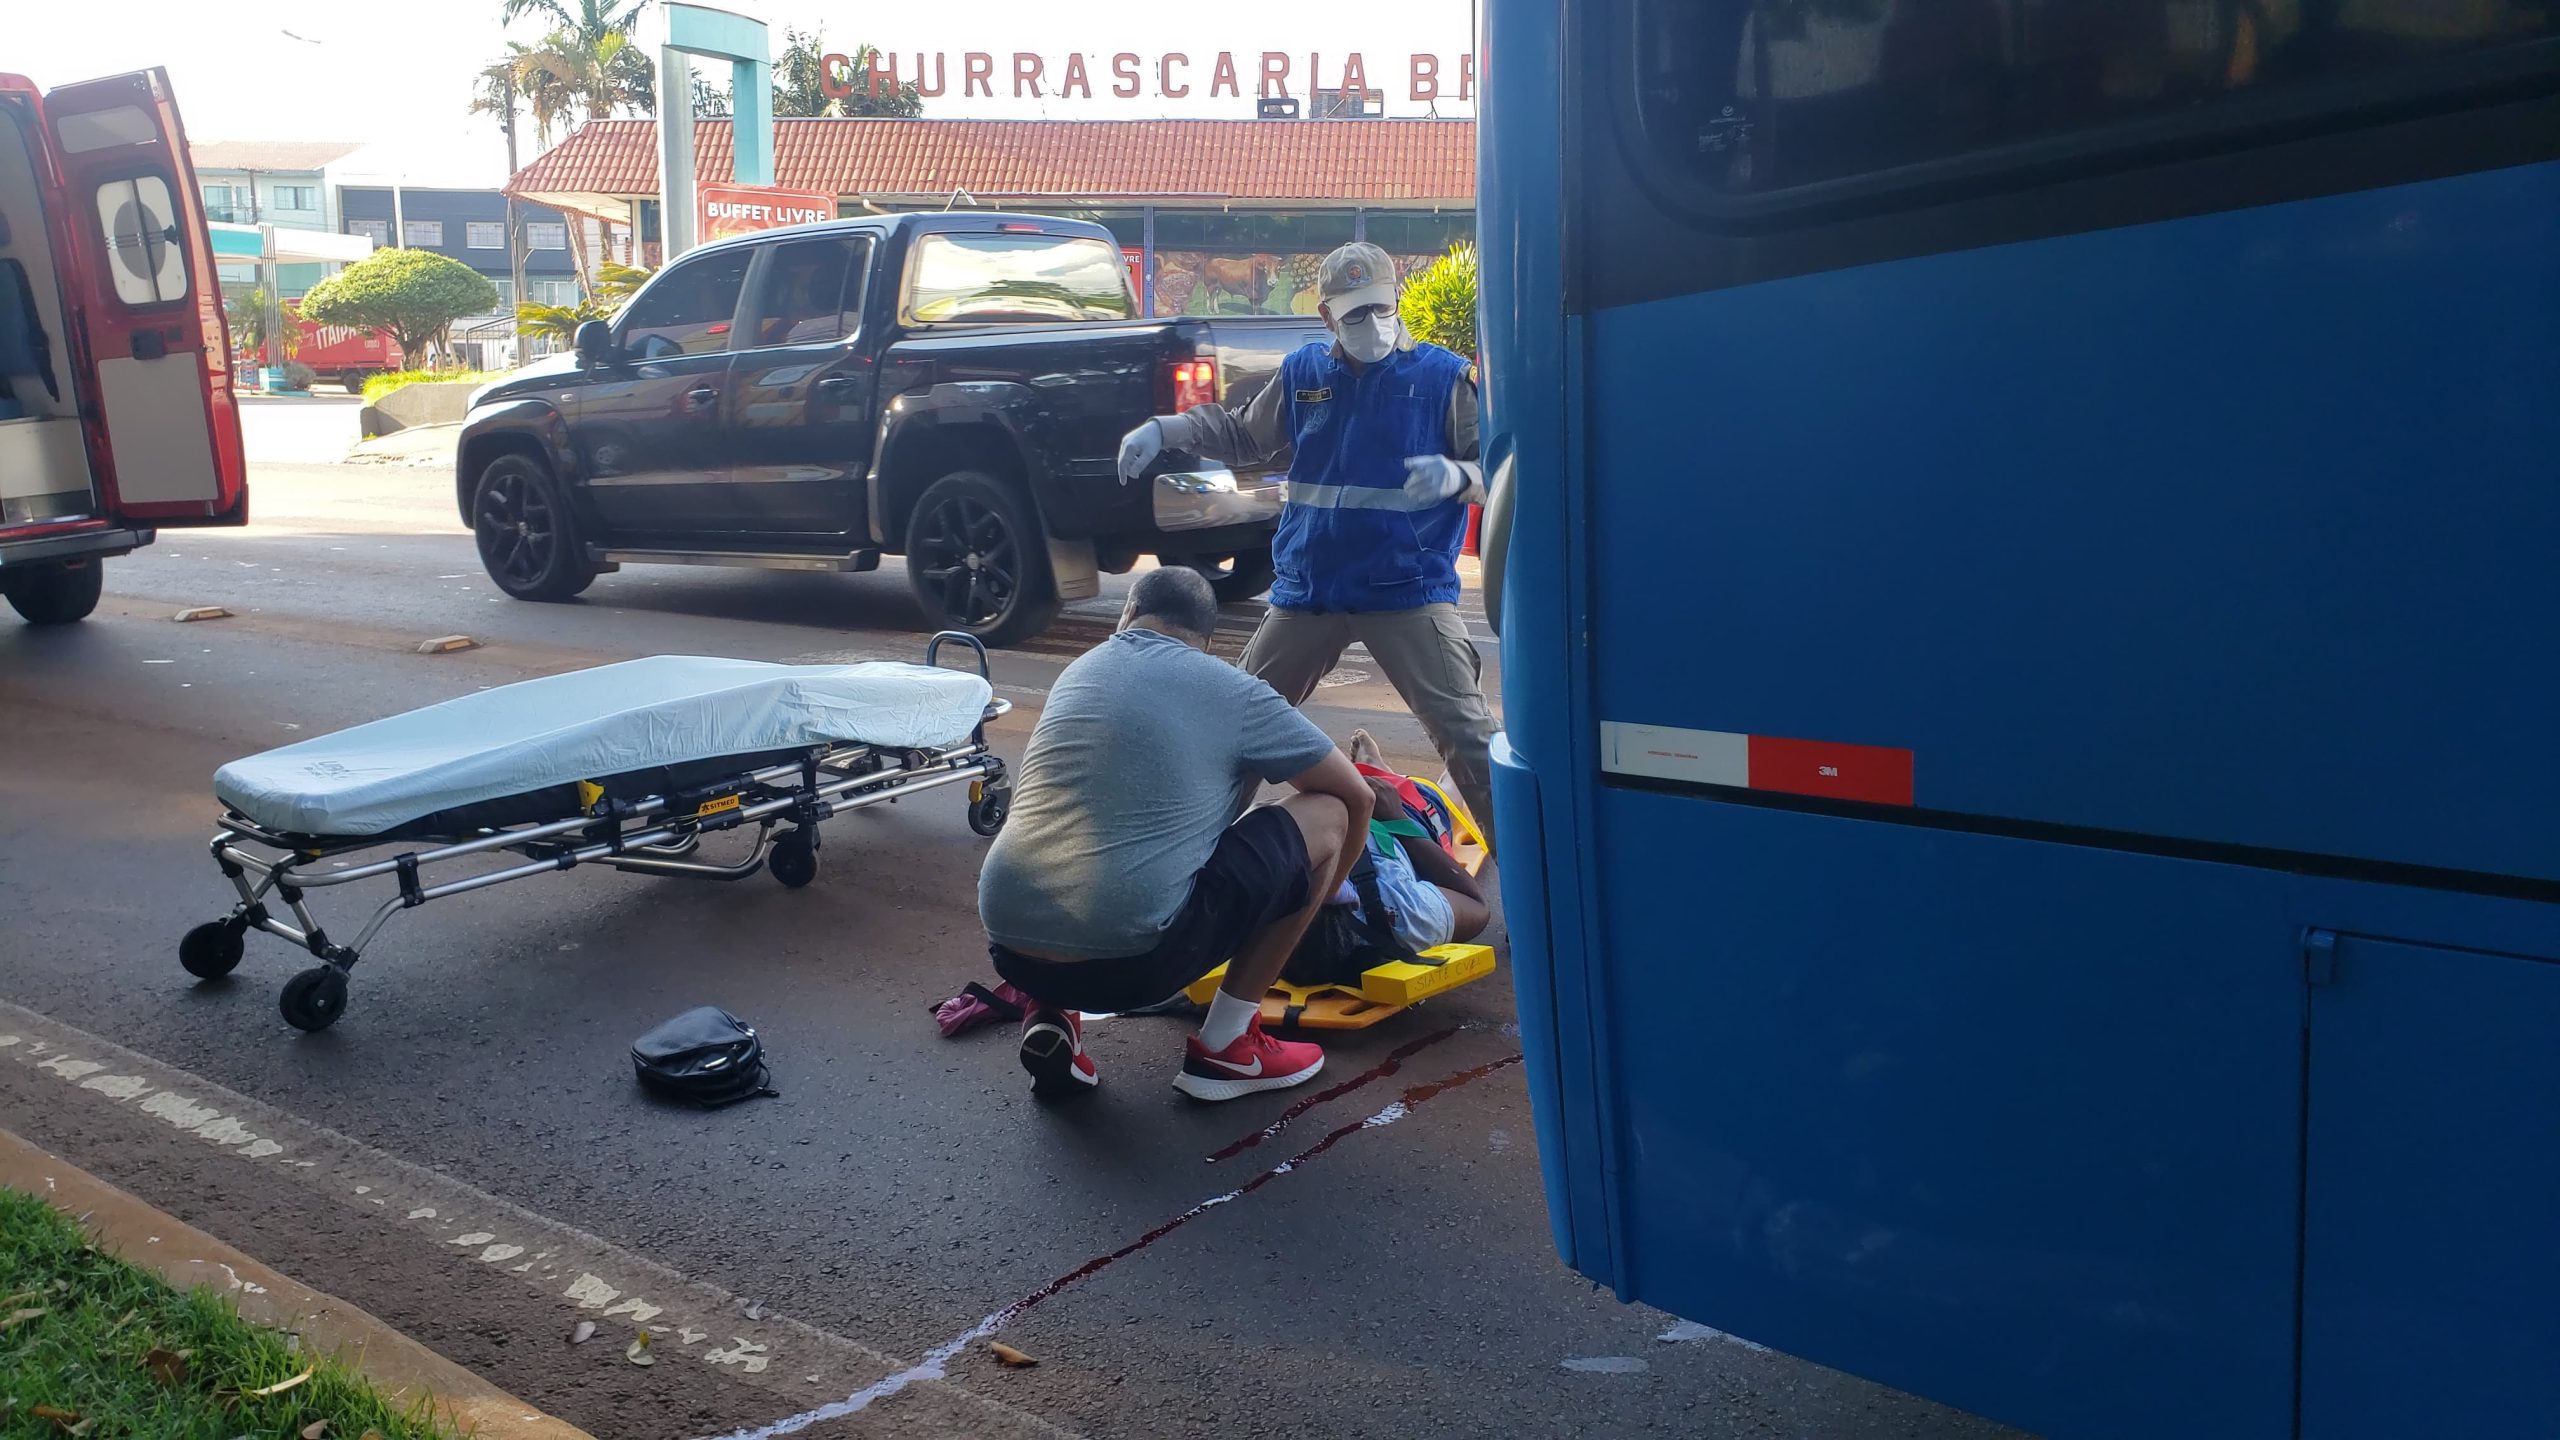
[1317,241,1400,315]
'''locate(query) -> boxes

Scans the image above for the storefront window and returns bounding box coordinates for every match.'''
[1148,209,1362,318]
[1361,211,1477,283]
[1046,208,1149,250]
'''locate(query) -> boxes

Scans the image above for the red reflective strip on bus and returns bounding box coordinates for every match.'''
[1746,735,1915,807]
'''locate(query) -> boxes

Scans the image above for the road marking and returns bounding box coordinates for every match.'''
[705,1338,772,1374]
[702,1052,1523,1440]
[0,999,1068,1437]
[564,1274,620,1309]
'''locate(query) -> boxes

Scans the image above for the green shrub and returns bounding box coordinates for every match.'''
[301,250,497,372]
[362,369,500,404]
[1399,242,1478,359]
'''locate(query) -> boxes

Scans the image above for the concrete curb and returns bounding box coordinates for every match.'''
[0,1127,592,1440]
[360,380,477,438]
[346,421,461,467]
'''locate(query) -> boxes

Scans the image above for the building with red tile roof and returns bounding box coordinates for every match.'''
[507,117,1476,318]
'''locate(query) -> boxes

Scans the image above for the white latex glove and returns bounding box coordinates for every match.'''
[1117,418,1167,480]
[1402,454,1470,506]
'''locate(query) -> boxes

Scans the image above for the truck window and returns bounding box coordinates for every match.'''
[742,235,871,348]
[907,233,1135,323]
[94,174,188,306]
[618,249,750,358]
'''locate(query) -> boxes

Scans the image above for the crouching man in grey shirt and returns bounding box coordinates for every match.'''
[979,567,1374,1102]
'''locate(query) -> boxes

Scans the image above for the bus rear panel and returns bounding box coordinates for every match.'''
[1481,5,2558,1437]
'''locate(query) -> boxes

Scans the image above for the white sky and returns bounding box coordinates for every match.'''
[10,0,1478,189]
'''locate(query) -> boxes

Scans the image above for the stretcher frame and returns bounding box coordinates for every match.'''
[181,634,1013,1032]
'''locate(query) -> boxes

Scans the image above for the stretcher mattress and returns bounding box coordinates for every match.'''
[214,656,994,838]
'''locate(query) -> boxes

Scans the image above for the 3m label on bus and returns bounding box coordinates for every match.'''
[1601,722,1914,807]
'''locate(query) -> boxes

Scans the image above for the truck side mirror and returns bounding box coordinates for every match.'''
[573,320,613,364]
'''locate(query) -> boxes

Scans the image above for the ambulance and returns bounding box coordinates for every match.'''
[0,66,245,625]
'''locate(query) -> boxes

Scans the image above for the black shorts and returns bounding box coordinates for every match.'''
[991,805,1312,1013]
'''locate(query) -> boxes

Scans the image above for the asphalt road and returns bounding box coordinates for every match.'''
[0,396,2021,1439]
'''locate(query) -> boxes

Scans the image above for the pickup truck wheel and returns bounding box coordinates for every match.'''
[905,471,1061,647]
[472,453,596,602]
[1180,548,1276,604]
[3,560,104,626]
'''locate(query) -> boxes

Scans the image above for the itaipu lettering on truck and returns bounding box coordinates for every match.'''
[820,50,1478,104]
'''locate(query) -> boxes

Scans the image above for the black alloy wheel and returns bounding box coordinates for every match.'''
[472,455,595,602]
[904,471,1060,647]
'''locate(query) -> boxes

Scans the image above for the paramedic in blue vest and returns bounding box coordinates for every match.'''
[1117,241,1498,847]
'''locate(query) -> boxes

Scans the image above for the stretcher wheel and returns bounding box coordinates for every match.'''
[279,966,349,1033]
[968,788,1010,837]
[769,830,819,888]
[179,920,247,981]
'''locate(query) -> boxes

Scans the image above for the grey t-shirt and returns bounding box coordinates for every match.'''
[979,628,1337,961]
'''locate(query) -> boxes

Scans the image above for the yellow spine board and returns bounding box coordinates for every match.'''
[1181,943,1497,1030]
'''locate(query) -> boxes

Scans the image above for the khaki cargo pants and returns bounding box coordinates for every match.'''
[1240,603,1497,852]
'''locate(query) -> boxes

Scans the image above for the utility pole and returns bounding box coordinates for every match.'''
[497,71,529,359]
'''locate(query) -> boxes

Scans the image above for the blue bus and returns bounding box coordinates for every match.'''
[1476,5,2557,1437]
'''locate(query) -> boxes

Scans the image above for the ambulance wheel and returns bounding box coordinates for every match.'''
[769,830,819,889]
[472,453,596,602]
[279,966,349,1032]
[904,471,1061,648]
[968,788,1010,837]
[4,560,103,626]
[179,920,247,981]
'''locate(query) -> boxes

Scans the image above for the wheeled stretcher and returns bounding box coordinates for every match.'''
[182,635,1012,1032]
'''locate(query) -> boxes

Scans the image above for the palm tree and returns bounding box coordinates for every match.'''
[225,287,299,365]
[499,0,643,48]
[513,28,654,130]
[494,1,653,294]
[514,261,652,349]
[501,0,653,127]
[471,47,539,348]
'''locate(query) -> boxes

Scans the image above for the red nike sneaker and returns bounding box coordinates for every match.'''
[1174,1015,1324,1102]
[1019,1006,1098,1097]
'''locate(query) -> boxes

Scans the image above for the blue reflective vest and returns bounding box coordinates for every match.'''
[1270,340,1473,613]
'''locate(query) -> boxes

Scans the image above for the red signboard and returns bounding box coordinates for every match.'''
[697,183,837,244]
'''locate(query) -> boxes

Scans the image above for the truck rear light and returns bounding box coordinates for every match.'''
[998,223,1044,233]
[1169,357,1218,412]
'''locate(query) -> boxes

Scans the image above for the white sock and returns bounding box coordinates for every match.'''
[1198,990,1259,1051]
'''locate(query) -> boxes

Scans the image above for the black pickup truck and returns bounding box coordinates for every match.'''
[455,212,1327,644]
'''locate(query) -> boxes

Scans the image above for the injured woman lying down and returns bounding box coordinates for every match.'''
[1331,769,1491,957]
[933,751,1488,1035]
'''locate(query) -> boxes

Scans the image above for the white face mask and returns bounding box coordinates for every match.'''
[1335,308,1402,364]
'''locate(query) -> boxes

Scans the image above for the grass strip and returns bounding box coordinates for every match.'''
[0,1186,460,1438]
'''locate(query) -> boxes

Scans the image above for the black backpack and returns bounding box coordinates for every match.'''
[631,1006,779,1108]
